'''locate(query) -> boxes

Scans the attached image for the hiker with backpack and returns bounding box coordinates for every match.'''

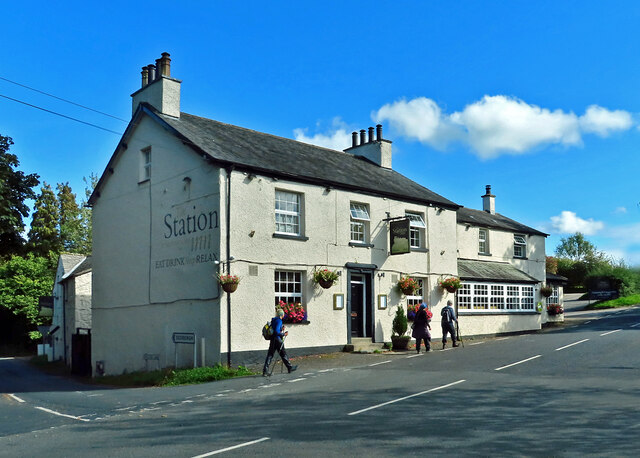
[412,302,432,353]
[441,300,459,349]
[262,308,298,376]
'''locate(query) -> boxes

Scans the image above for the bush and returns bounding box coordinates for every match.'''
[584,265,640,297]
[392,307,408,336]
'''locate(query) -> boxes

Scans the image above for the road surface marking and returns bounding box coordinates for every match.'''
[495,355,541,371]
[496,337,510,341]
[584,321,591,324]
[115,406,137,411]
[406,354,422,358]
[600,329,622,336]
[191,437,270,457]
[7,394,25,403]
[555,339,589,351]
[0,357,14,360]
[287,378,306,383]
[35,406,90,422]
[318,368,335,372]
[630,323,640,328]
[348,380,466,416]
[368,360,392,367]
[469,342,485,346]
[260,383,281,388]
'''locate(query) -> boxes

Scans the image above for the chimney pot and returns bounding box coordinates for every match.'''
[141,67,149,87]
[352,131,358,148]
[160,52,171,77]
[376,124,383,141]
[155,59,162,80]
[486,185,491,194]
[368,127,374,143]
[360,129,366,146]
[147,64,156,82]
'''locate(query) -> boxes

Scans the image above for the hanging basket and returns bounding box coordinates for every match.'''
[401,287,415,295]
[540,287,553,298]
[445,286,458,293]
[318,279,334,289]
[221,283,238,293]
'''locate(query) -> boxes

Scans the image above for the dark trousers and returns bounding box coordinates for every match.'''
[263,337,292,374]
[415,336,430,352]
[441,321,457,344]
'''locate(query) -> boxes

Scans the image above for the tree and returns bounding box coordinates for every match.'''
[0,135,40,257]
[0,254,56,345]
[546,256,558,275]
[57,182,83,252]
[27,183,61,256]
[555,233,599,262]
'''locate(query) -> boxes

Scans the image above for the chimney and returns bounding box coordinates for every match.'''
[482,185,495,214]
[131,52,182,118]
[344,125,392,169]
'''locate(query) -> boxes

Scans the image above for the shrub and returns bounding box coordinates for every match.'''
[392,307,408,336]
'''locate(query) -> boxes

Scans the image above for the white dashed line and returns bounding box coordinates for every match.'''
[115,406,137,411]
[0,357,14,360]
[7,394,25,403]
[35,406,90,422]
[555,339,589,351]
[496,337,510,341]
[601,329,622,336]
[495,355,541,371]
[406,354,422,359]
[368,360,392,367]
[287,378,306,383]
[191,437,270,457]
[469,342,485,346]
[630,323,640,328]
[318,368,335,373]
[348,380,466,416]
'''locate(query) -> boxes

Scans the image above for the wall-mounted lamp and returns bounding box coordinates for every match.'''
[324,186,331,193]
[247,173,256,181]
[377,272,386,278]
[214,256,235,266]
[249,230,255,237]
[440,250,446,255]
[436,207,444,214]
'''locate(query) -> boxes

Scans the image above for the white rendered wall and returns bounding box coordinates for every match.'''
[92,116,221,375]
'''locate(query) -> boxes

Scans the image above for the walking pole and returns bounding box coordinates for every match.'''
[456,321,464,348]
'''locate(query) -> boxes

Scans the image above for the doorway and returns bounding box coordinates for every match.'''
[349,273,373,338]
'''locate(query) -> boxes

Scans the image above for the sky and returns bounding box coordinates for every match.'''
[1,1,639,265]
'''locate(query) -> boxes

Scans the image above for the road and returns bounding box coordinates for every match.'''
[1,305,639,457]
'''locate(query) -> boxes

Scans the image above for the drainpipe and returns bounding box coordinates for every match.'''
[225,166,234,367]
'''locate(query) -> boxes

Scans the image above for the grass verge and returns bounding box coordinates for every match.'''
[29,357,256,387]
[585,294,640,310]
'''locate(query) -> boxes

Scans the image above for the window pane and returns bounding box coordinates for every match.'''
[350,203,370,221]
[406,212,426,228]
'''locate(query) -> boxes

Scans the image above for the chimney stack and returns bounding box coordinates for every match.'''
[131,52,182,118]
[482,185,496,214]
[344,125,392,169]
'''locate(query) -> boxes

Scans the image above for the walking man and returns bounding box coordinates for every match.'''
[263,308,298,376]
[441,300,459,349]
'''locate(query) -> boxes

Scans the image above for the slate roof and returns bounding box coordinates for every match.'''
[457,207,547,237]
[59,254,85,274]
[458,259,539,283]
[546,272,568,285]
[61,256,91,282]
[144,106,459,209]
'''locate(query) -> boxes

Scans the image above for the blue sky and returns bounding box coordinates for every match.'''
[2,1,639,264]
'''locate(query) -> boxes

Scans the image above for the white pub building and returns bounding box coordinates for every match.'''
[89,54,557,375]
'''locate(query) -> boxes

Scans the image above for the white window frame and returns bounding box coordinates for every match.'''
[140,146,151,182]
[406,278,425,308]
[274,270,303,306]
[275,190,302,236]
[458,282,537,313]
[479,228,489,254]
[350,202,370,243]
[546,285,560,305]
[406,212,426,249]
[514,234,527,258]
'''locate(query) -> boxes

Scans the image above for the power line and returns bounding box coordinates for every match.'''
[0,76,128,122]
[0,93,123,135]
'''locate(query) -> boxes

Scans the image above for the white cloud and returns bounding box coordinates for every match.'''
[613,206,627,214]
[368,96,634,158]
[293,117,352,151]
[579,105,633,137]
[606,223,640,244]
[451,95,581,158]
[549,211,604,236]
[372,97,462,149]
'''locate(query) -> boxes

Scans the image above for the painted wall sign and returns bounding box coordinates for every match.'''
[172,332,196,344]
[150,194,221,303]
[390,218,411,255]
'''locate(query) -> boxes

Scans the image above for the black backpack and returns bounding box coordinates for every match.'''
[262,321,274,340]
[441,306,453,322]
